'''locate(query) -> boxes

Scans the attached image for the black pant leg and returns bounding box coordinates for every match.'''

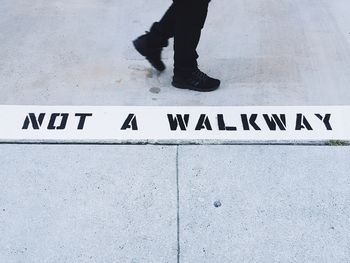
[150,3,176,39]
[149,0,210,73]
[173,0,210,73]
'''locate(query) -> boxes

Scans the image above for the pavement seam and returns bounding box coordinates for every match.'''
[176,145,180,263]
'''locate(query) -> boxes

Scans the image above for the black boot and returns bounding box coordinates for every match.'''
[133,31,168,72]
[172,68,220,92]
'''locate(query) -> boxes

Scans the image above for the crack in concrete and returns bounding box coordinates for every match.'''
[176,145,180,263]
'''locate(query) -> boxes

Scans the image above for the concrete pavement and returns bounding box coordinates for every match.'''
[1,144,350,262]
[1,0,350,105]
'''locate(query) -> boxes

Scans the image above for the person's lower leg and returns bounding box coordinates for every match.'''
[171,0,220,91]
[150,4,176,42]
[173,0,209,75]
[133,4,176,71]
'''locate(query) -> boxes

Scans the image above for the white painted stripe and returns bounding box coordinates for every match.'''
[0,106,349,143]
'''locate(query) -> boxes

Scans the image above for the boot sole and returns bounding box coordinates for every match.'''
[172,81,220,92]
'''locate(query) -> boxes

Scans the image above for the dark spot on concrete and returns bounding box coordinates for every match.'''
[214,200,222,208]
[330,226,335,230]
[2,209,5,212]
[149,87,161,94]
[152,98,157,101]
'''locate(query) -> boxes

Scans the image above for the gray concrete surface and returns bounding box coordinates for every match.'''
[1,144,350,262]
[1,0,350,105]
[0,145,178,263]
[178,145,350,262]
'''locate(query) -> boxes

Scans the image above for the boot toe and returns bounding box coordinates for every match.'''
[172,71,220,92]
[147,57,166,71]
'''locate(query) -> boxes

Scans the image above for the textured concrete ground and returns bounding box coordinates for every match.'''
[1,145,350,262]
[1,0,350,262]
[1,0,350,105]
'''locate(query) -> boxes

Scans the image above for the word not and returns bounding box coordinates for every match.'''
[22,113,93,130]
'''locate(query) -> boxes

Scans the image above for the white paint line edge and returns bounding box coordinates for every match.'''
[0,105,349,143]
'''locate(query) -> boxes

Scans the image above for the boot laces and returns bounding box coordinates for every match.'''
[193,69,209,83]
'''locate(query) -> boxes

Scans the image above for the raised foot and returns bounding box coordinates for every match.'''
[133,33,166,72]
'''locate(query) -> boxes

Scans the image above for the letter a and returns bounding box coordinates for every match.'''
[295,114,313,130]
[121,114,138,130]
[195,114,212,131]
